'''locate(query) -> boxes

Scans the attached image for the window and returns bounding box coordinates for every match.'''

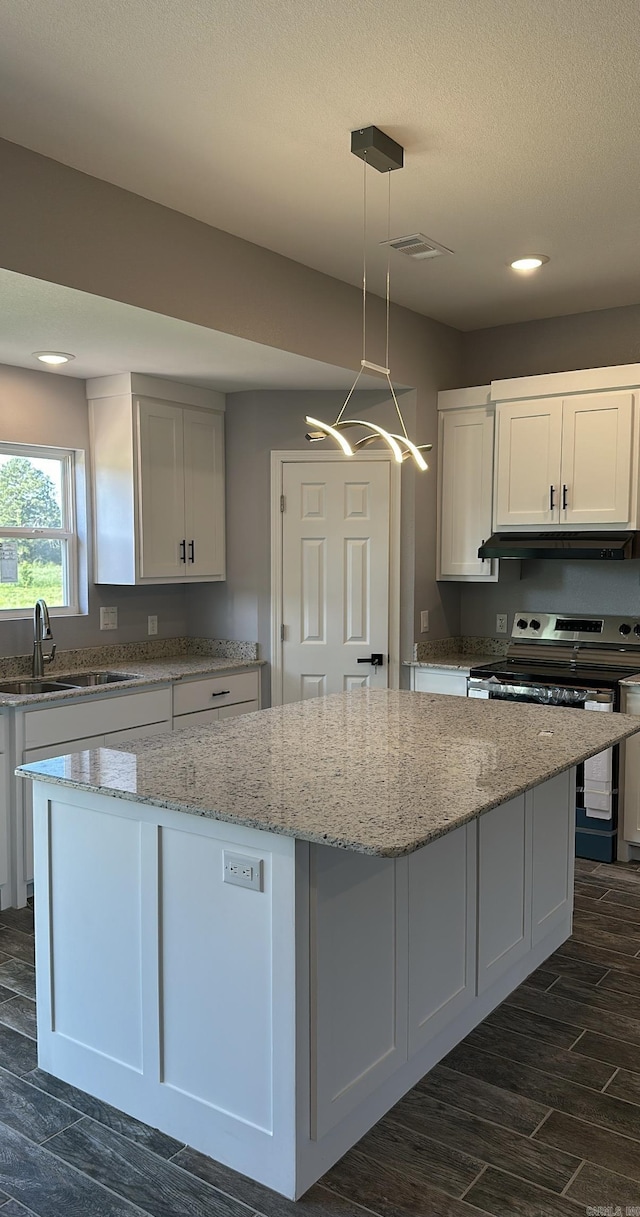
[0,443,78,615]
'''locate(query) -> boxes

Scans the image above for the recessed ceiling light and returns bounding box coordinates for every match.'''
[33,351,75,365]
[510,255,550,271]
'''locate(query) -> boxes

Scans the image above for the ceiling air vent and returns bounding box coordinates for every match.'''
[381,233,453,261]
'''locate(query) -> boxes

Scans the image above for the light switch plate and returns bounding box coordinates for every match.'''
[420,610,429,633]
[100,606,118,631]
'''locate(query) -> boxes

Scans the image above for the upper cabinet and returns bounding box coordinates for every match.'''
[494,384,636,531]
[88,374,225,585]
[437,386,498,582]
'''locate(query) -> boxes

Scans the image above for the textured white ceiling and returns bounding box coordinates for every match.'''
[1,0,640,329]
[0,270,384,390]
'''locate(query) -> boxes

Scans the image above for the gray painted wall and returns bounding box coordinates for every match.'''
[461,302,640,386]
[0,362,188,656]
[459,301,640,637]
[0,139,463,648]
[186,389,448,698]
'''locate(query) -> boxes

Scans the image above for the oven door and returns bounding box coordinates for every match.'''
[467,677,618,861]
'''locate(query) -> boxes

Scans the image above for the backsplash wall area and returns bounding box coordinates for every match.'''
[460,561,640,638]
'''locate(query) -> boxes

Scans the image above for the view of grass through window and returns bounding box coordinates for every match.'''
[0,455,65,609]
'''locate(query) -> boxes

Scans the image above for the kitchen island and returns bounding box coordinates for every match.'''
[18,690,640,1199]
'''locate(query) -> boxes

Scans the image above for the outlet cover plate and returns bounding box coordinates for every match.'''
[147,615,158,636]
[496,614,508,634]
[223,851,264,892]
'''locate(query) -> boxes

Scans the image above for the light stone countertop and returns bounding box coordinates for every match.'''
[18,689,640,857]
[404,654,499,671]
[0,656,264,707]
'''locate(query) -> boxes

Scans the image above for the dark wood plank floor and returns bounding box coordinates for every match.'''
[1,859,640,1215]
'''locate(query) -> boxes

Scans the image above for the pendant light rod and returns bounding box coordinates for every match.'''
[305,126,432,471]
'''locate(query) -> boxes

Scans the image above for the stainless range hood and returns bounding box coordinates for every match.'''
[478,532,640,561]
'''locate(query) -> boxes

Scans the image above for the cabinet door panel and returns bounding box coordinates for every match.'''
[495,400,562,527]
[531,770,574,946]
[23,736,106,884]
[477,795,531,992]
[439,408,496,579]
[183,409,225,579]
[137,399,186,579]
[561,393,634,525]
[413,670,468,697]
[408,823,476,1054]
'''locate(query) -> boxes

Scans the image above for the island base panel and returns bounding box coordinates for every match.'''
[32,769,574,1200]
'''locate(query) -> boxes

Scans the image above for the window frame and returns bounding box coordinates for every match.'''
[0,441,79,618]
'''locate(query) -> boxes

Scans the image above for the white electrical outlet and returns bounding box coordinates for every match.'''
[147,615,158,636]
[420,610,429,633]
[100,606,118,631]
[496,614,508,634]
[223,851,264,892]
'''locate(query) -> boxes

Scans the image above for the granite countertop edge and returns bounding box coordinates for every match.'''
[0,657,265,707]
[404,654,497,671]
[18,699,640,857]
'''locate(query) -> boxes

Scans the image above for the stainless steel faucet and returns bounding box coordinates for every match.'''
[33,599,56,679]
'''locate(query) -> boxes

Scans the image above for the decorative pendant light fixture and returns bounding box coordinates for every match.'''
[306,126,432,471]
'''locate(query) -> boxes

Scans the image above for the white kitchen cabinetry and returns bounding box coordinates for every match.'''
[172,671,260,731]
[88,373,225,584]
[15,687,173,902]
[410,667,468,697]
[621,685,640,853]
[494,384,636,530]
[437,387,497,582]
[0,716,9,901]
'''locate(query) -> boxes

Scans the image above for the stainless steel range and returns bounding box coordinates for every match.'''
[468,613,640,862]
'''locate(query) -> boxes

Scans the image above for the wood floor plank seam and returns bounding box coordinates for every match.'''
[528,1109,554,1140]
[600,1066,620,1094]
[559,1158,588,1198]
[457,1164,488,1202]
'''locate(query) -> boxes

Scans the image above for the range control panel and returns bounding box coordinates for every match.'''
[512,613,640,646]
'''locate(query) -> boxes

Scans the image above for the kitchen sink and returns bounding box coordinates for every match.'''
[58,671,138,686]
[0,680,78,695]
[0,672,139,695]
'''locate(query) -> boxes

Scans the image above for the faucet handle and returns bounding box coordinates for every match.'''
[44,644,56,666]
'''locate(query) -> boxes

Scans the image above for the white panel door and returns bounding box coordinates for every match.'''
[136,398,186,578]
[183,407,226,579]
[281,460,390,703]
[495,399,562,527]
[560,392,634,525]
[439,407,496,579]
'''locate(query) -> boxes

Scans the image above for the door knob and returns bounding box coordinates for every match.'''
[357,653,384,667]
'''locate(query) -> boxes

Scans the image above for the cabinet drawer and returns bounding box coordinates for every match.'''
[24,687,172,748]
[218,699,259,720]
[173,708,221,731]
[173,671,259,716]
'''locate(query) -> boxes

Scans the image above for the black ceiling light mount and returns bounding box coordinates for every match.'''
[350,126,404,173]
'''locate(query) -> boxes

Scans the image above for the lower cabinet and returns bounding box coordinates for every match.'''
[308,768,575,1137]
[172,670,260,731]
[0,717,8,897]
[410,667,469,697]
[15,688,173,901]
[621,684,640,848]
